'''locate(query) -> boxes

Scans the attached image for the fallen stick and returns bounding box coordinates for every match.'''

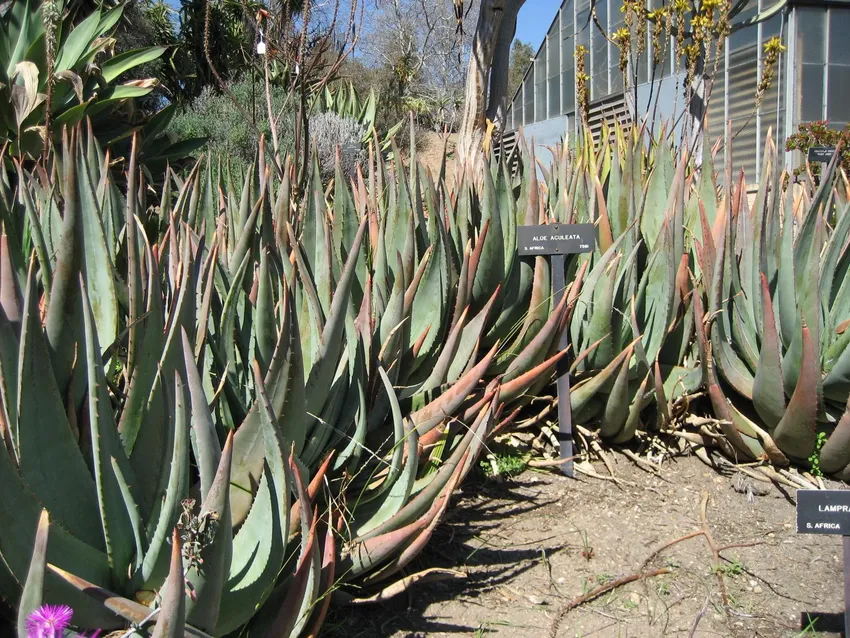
[688,594,711,638]
[528,454,581,469]
[548,568,670,637]
[699,491,732,617]
[573,461,632,486]
[637,493,743,633]
[640,530,705,571]
[341,568,466,605]
[756,465,801,489]
[620,448,664,477]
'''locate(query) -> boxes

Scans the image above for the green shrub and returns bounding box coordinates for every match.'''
[169,78,366,178]
[169,77,297,170]
[309,110,366,178]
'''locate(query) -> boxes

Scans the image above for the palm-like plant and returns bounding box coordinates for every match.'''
[0,0,169,158]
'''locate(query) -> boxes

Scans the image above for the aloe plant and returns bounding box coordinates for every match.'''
[7,104,847,637]
[700,136,850,474]
[541,121,850,479]
[518,124,700,444]
[0,116,570,635]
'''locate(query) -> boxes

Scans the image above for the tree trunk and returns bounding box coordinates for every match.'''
[485,1,522,137]
[456,0,525,164]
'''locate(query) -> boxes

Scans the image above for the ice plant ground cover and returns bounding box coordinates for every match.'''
[26,605,73,637]
[25,605,101,638]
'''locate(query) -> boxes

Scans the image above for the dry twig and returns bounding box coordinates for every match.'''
[548,568,670,637]
[528,454,581,469]
[341,568,466,605]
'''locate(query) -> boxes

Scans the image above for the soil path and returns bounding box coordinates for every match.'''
[327,454,845,637]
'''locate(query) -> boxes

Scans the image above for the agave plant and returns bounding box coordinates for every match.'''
[0,115,571,636]
[700,136,850,475]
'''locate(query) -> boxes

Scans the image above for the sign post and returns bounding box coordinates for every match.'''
[517,223,595,477]
[808,145,837,164]
[796,489,850,636]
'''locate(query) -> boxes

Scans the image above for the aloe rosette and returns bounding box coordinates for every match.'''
[527,125,701,443]
[0,118,571,635]
[700,137,850,474]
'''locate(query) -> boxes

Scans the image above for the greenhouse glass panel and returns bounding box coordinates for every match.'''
[591,0,609,98]
[535,44,548,121]
[828,66,850,122]
[761,0,781,40]
[511,91,523,130]
[576,0,590,51]
[706,62,726,152]
[548,21,561,116]
[562,0,576,114]
[797,9,826,65]
[829,9,850,65]
[729,0,758,50]
[523,72,535,125]
[609,0,624,93]
[728,45,759,182]
[799,64,824,122]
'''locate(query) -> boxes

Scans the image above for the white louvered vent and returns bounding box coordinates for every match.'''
[587,93,632,145]
[495,130,521,176]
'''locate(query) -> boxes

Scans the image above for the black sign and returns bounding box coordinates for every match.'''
[517,223,595,257]
[797,490,850,535]
[808,146,836,163]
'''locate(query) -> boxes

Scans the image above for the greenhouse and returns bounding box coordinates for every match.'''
[506,0,850,182]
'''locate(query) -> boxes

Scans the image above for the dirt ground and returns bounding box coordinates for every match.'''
[325,453,846,638]
[411,131,457,186]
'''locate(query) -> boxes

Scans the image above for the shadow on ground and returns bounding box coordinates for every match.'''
[324,473,568,637]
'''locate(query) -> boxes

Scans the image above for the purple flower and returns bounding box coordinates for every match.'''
[25,604,73,638]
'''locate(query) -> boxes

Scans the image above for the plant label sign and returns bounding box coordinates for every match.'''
[517,223,595,256]
[808,145,836,164]
[515,224,596,478]
[796,490,850,534]
[797,490,850,637]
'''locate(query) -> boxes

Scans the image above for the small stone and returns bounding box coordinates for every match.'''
[749,580,757,587]
[527,595,546,605]
[557,577,565,584]
[753,586,763,594]
[629,592,641,606]
[767,532,775,538]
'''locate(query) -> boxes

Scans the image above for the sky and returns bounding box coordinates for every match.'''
[515,0,564,53]
[162,0,565,57]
